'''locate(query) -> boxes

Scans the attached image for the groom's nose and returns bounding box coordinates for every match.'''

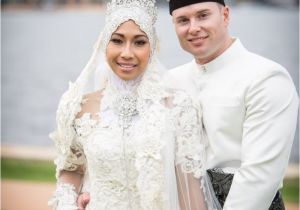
[188,19,201,35]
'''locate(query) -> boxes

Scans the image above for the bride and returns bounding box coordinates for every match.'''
[48,0,221,209]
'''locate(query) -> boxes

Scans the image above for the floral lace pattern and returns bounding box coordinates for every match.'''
[48,182,78,210]
[51,84,209,210]
[49,81,84,178]
[50,55,209,210]
[64,91,205,210]
[73,86,170,209]
[172,91,206,178]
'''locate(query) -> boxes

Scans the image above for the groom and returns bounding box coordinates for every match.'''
[164,0,298,209]
[78,0,298,209]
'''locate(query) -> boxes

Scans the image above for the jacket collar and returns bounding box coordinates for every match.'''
[194,38,248,74]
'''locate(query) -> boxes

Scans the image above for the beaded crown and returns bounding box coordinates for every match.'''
[106,0,157,25]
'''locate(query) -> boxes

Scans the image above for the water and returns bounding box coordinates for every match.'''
[2,5,299,162]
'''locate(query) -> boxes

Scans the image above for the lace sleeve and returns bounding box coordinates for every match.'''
[49,81,87,178]
[49,130,87,210]
[52,90,101,178]
[50,124,86,180]
[171,91,221,210]
[171,91,205,175]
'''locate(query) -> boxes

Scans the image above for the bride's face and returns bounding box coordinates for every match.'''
[106,20,151,81]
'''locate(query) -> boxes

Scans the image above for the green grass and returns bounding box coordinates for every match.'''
[1,158,299,203]
[281,177,299,203]
[1,158,56,182]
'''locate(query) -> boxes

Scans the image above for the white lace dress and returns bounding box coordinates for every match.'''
[51,74,209,210]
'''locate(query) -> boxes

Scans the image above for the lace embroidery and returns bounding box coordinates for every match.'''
[51,80,210,209]
[50,82,82,154]
[48,182,78,210]
[52,74,170,209]
[73,113,100,137]
[49,82,84,178]
[172,91,206,178]
[52,87,210,209]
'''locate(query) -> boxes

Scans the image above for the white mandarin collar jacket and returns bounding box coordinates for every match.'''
[164,39,299,210]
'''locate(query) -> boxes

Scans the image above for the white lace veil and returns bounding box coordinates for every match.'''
[51,0,221,209]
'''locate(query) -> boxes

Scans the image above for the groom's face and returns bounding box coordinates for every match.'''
[172,2,230,64]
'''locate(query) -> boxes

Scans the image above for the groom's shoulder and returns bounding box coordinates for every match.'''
[164,60,195,79]
[163,60,195,90]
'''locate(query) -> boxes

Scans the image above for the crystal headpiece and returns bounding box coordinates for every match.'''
[99,0,158,53]
[106,0,157,25]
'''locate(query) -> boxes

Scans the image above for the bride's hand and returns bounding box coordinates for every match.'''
[77,192,90,210]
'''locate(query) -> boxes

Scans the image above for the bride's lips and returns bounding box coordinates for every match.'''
[117,62,137,72]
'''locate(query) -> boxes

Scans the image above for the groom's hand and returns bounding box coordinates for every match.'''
[77,192,90,210]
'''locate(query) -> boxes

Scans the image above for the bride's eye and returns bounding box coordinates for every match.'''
[135,39,148,47]
[110,38,123,45]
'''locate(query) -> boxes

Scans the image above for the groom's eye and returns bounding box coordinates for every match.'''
[176,18,189,25]
[198,12,209,20]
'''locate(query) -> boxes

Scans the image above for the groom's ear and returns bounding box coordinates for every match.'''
[222,5,230,27]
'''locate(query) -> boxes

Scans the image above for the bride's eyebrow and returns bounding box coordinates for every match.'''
[111,33,148,39]
[111,33,123,37]
[134,35,148,39]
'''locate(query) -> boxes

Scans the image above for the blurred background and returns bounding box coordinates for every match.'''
[1,0,299,209]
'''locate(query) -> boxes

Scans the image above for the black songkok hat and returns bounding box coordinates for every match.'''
[169,0,225,15]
